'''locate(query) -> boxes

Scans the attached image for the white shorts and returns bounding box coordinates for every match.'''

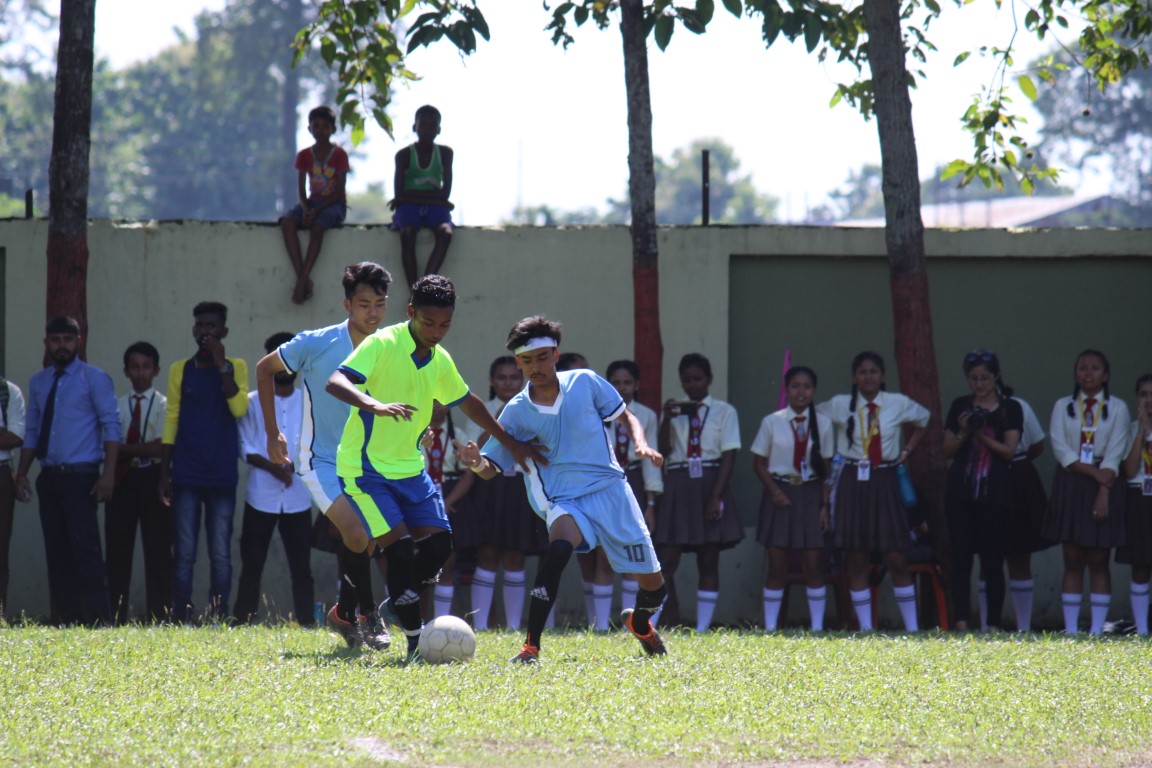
[548,481,660,575]
[300,462,340,513]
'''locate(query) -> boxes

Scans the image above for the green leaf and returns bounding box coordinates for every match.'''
[803,13,822,53]
[320,37,337,66]
[350,120,366,147]
[722,0,743,17]
[575,5,589,25]
[696,0,715,25]
[1017,74,1037,101]
[655,15,675,49]
[953,51,970,66]
[939,159,968,181]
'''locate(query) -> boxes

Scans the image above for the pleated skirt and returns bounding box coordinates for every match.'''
[1005,460,1052,555]
[1115,487,1152,566]
[653,467,744,551]
[831,464,909,553]
[1042,465,1126,548]
[756,480,826,550]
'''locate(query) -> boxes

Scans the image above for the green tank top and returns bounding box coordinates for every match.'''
[403,143,443,192]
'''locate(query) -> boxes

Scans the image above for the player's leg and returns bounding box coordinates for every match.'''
[515,513,583,663]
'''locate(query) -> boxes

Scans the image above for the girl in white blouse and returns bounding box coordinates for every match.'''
[1116,374,1152,636]
[818,351,928,632]
[1042,349,1131,634]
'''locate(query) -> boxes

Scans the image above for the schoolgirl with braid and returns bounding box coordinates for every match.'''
[751,366,834,631]
[1116,373,1152,636]
[817,351,929,631]
[1042,349,1130,634]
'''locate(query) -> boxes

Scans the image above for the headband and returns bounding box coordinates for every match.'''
[512,336,559,355]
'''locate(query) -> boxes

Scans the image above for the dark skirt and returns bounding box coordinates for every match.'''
[471,472,548,555]
[1005,460,1052,555]
[653,467,744,551]
[831,464,909,553]
[1116,487,1152,566]
[756,480,826,550]
[441,475,480,549]
[1042,465,1126,549]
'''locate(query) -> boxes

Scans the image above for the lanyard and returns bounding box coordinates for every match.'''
[1078,396,1099,445]
[856,403,880,456]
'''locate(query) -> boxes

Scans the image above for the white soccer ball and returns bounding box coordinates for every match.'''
[418,615,476,664]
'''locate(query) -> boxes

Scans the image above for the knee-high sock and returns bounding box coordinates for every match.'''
[1130,581,1150,636]
[414,532,452,589]
[621,578,639,611]
[696,589,719,633]
[526,540,574,648]
[629,583,666,635]
[593,583,614,631]
[502,570,526,630]
[337,544,375,620]
[382,537,421,638]
[470,567,497,631]
[806,585,827,632]
[977,580,988,630]
[762,587,784,631]
[582,580,596,626]
[893,584,919,632]
[433,585,454,618]
[851,588,873,631]
[1009,578,1034,632]
[1088,592,1110,635]
[1062,592,1082,634]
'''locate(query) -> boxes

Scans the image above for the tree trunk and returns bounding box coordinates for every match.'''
[279,0,302,211]
[46,0,96,350]
[862,0,950,589]
[620,0,663,409]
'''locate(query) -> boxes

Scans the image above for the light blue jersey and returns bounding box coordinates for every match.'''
[481,370,627,508]
[276,320,354,473]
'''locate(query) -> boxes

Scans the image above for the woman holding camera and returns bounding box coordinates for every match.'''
[943,351,1023,631]
[654,352,743,632]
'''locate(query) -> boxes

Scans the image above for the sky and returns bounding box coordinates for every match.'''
[90,0,1109,225]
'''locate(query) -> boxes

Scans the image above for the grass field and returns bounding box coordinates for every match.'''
[1,623,1150,768]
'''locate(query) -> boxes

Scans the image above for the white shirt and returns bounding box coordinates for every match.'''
[1049,393,1130,472]
[750,406,834,477]
[818,390,930,461]
[1,380,26,463]
[239,389,313,513]
[1126,420,1150,486]
[663,396,741,463]
[1013,396,1045,456]
[117,388,167,466]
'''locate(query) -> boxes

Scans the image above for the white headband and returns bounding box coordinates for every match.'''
[513,336,559,355]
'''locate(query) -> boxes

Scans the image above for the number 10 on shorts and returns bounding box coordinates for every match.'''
[623,543,646,563]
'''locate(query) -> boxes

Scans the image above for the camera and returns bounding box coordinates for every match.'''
[670,401,698,417]
[964,406,988,431]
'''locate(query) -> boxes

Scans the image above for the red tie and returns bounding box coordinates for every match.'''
[427,427,445,485]
[1081,397,1097,446]
[791,415,808,473]
[687,407,703,460]
[127,395,143,444]
[866,402,883,465]
[615,420,630,468]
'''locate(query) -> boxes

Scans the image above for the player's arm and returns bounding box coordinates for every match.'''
[325,368,416,422]
[616,408,662,468]
[457,439,499,480]
[457,393,546,470]
[256,350,292,464]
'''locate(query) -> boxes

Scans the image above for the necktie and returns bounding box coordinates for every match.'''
[866,402,883,465]
[687,406,703,460]
[36,369,64,461]
[427,427,444,485]
[615,420,630,468]
[791,415,808,473]
[1082,396,1097,446]
[127,395,144,444]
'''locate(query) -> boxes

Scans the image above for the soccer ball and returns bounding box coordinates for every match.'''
[418,615,476,664]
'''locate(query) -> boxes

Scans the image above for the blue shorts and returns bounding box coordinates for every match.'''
[548,481,660,575]
[340,471,450,539]
[286,200,346,230]
[389,203,453,231]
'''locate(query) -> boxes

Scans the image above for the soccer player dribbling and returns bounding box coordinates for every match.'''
[460,315,669,662]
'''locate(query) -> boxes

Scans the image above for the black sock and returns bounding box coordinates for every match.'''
[337,544,374,621]
[526,539,574,648]
[632,584,667,635]
[383,537,422,633]
[413,531,453,589]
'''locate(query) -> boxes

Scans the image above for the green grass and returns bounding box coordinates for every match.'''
[1,624,1150,768]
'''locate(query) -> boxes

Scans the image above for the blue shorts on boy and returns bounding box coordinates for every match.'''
[287,200,347,230]
[340,471,450,539]
[549,481,659,574]
[389,203,453,231]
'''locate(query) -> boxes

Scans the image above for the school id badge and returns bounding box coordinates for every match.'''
[688,457,704,479]
[800,459,812,482]
[1079,428,1096,465]
[1143,476,1152,497]
[856,460,871,482]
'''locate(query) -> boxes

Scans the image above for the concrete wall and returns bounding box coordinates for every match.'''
[1,219,1149,628]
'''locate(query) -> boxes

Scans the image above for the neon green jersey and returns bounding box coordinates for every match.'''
[335,321,469,480]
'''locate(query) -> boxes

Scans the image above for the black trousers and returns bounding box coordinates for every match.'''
[36,470,112,625]
[0,468,14,618]
[232,504,314,625]
[105,465,172,623]
[947,496,1007,626]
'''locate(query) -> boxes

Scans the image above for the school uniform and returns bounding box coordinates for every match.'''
[1006,397,1051,555]
[423,413,476,546]
[472,395,548,555]
[750,407,834,550]
[610,400,664,509]
[818,390,930,553]
[1043,393,1130,548]
[1116,421,1152,568]
[105,387,171,624]
[654,396,744,551]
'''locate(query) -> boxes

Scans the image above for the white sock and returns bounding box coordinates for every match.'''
[978,580,988,630]
[1088,592,1110,635]
[621,578,639,611]
[433,585,454,618]
[762,587,784,631]
[893,584,919,632]
[851,589,873,631]
[470,567,497,631]
[592,583,614,632]
[1061,592,1082,634]
[806,586,827,632]
[582,580,596,626]
[696,589,719,633]
[1130,582,1150,636]
[1009,579,1034,632]
[503,570,526,630]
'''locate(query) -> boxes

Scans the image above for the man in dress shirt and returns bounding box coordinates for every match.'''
[0,372,27,620]
[106,341,170,624]
[14,316,121,625]
[232,333,315,625]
